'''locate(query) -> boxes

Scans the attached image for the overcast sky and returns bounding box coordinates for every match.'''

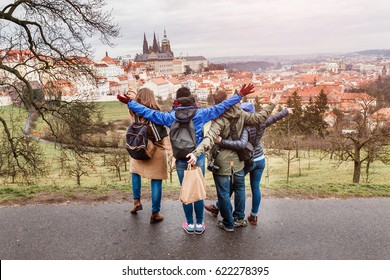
[93,0,390,60]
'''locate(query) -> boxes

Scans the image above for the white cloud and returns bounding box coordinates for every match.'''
[93,0,390,59]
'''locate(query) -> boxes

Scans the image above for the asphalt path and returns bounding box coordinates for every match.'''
[0,198,389,260]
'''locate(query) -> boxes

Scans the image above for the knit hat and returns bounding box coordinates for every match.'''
[176,87,191,98]
[241,102,255,113]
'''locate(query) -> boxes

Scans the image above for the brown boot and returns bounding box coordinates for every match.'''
[150,212,164,224]
[204,204,219,217]
[130,199,143,214]
[247,215,258,225]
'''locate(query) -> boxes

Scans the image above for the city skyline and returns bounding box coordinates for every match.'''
[92,0,390,60]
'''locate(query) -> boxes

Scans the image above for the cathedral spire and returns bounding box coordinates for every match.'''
[152,32,159,53]
[143,32,148,54]
[161,28,173,57]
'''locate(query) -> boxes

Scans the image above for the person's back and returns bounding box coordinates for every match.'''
[189,91,280,231]
[127,88,168,224]
[207,102,290,226]
[193,90,276,175]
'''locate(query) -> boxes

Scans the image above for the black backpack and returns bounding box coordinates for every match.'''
[169,109,197,160]
[125,115,157,160]
[227,117,254,164]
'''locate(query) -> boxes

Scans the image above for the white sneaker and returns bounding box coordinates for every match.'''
[182,221,194,234]
[195,223,206,235]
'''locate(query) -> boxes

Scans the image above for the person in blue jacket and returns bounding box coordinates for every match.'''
[205,102,292,225]
[117,84,254,235]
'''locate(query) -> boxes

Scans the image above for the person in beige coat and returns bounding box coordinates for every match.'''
[128,88,168,224]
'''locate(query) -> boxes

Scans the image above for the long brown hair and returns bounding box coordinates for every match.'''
[135,88,161,110]
[130,88,161,119]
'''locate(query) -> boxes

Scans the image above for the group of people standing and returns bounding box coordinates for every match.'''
[117,83,290,234]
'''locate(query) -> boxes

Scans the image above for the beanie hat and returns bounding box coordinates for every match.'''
[176,87,191,98]
[241,102,255,113]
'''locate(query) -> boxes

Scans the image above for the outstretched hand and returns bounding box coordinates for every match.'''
[117,94,131,104]
[270,94,281,105]
[238,83,255,97]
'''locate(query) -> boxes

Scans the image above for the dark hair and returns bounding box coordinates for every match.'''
[176,87,191,98]
[213,89,227,105]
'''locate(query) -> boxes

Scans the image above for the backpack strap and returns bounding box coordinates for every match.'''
[134,114,149,125]
[227,117,239,140]
[150,122,162,142]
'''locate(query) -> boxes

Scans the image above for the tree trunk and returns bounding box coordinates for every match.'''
[12,166,16,183]
[117,167,121,181]
[353,145,361,183]
[353,160,361,183]
[298,158,301,176]
[77,175,81,186]
[287,150,291,184]
[365,160,371,183]
[266,157,270,183]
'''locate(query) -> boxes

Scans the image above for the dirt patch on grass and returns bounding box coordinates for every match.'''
[0,190,131,207]
[1,184,388,207]
[0,187,308,207]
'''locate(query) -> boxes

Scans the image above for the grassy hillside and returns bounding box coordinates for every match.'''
[1,102,389,205]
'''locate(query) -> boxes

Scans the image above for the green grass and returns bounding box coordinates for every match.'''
[1,102,390,204]
[1,146,389,204]
[0,105,28,128]
[98,101,130,122]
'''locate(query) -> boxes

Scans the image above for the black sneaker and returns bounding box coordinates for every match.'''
[217,220,234,232]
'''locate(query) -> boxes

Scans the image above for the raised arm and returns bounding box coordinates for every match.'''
[243,95,280,126]
[128,101,174,126]
[200,84,255,122]
[117,94,174,126]
[264,108,290,128]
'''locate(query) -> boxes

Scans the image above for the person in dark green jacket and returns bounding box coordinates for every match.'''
[205,103,292,226]
[187,91,280,231]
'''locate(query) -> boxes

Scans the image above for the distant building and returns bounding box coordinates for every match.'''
[369,107,390,129]
[142,77,170,100]
[95,52,125,77]
[134,29,174,74]
[183,56,208,72]
[133,30,208,74]
[168,78,182,99]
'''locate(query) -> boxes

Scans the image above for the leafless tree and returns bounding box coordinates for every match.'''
[266,126,298,184]
[327,101,390,183]
[0,0,119,178]
[106,150,124,181]
[62,150,95,186]
[164,140,176,183]
[0,107,46,183]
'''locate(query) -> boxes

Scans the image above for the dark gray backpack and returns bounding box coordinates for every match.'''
[169,108,197,160]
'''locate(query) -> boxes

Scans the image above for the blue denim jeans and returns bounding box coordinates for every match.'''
[213,168,246,229]
[176,157,205,225]
[131,173,162,213]
[244,158,266,216]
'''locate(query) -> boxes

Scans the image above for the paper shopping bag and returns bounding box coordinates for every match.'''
[179,164,206,205]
